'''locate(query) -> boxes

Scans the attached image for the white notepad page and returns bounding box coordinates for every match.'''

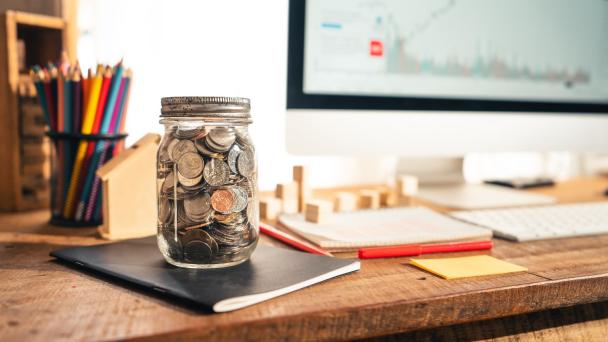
[279,207,492,249]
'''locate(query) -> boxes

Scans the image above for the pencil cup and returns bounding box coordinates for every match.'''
[46,131,128,227]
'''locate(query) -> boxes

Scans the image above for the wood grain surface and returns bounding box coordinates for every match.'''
[1,178,608,341]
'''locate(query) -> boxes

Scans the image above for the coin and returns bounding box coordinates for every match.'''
[174,126,204,139]
[203,159,230,186]
[246,199,256,224]
[236,147,255,178]
[211,188,235,213]
[184,192,212,221]
[231,186,248,212]
[177,172,202,188]
[207,127,235,152]
[166,139,179,161]
[182,229,219,259]
[171,139,197,162]
[235,129,252,146]
[195,138,224,159]
[183,240,213,262]
[161,171,176,194]
[227,145,242,174]
[158,198,172,224]
[177,152,204,179]
[158,138,174,163]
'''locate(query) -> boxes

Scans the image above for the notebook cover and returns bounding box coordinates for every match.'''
[50,237,359,312]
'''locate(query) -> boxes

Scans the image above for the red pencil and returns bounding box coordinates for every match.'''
[259,222,333,257]
[358,240,493,259]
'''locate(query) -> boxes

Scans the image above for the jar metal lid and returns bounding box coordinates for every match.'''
[160,97,251,119]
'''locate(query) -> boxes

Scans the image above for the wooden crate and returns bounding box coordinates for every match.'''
[0,10,75,211]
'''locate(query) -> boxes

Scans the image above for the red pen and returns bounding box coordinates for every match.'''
[358,240,493,259]
[259,222,333,257]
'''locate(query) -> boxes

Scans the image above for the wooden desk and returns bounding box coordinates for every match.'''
[1,178,608,341]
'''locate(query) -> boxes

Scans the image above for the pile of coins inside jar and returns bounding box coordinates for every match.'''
[157,124,258,265]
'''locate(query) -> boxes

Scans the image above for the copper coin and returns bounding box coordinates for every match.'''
[211,188,235,213]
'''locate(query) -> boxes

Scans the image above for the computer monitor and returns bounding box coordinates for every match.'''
[286,0,608,159]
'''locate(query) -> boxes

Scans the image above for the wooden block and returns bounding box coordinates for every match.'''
[396,175,419,196]
[333,192,358,212]
[379,189,397,207]
[259,197,282,220]
[293,165,311,212]
[360,190,380,209]
[275,182,299,214]
[305,199,333,224]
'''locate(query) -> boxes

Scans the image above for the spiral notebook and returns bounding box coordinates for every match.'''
[50,237,360,312]
[278,207,492,250]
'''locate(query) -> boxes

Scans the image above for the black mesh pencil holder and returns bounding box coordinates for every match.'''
[46,131,128,227]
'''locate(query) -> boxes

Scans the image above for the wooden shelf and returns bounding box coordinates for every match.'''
[0,9,75,211]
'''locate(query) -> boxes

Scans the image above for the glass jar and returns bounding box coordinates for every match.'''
[156,97,258,268]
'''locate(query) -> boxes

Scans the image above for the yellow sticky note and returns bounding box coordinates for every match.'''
[410,255,527,280]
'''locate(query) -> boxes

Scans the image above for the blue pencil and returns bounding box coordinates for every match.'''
[31,69,51,127]
[75,62,124,220]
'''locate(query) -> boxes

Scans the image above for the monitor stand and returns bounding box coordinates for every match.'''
[396,157,555,210]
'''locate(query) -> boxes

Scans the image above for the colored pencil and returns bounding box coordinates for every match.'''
[75,66,115,220]
[31,60,131,223]
[72,69,81,158]
[42,77,55,131]
[31,70,51,126]
[86,71,129,221]
[63,69,73,199]
[63,65,104,219]
[115,69,133,154]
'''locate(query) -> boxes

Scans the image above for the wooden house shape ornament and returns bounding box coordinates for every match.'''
[96,133,160,240]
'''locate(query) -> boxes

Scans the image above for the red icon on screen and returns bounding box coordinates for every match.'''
[370,40,383,57]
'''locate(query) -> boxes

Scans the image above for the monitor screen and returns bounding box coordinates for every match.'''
[288,0,608,112]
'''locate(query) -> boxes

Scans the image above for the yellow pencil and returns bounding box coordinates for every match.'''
[63,64,104,218]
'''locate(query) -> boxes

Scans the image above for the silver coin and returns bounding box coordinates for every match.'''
[183,241,213,262]
[239,177,255,197]
[184,192,212,221]
[177,152,204,179]
[158,137,174,163]
[236,147,255,178]
[207,127,235,152]
[183,229,218,251]
[174,126,204,139]
[166,139,179,161]
[246,199,256,225]
[195,138,223,158]
[177,171,202,188]
[231,186,248,212]
[158,198,172,224]
[171,139,197,162]
[235,128,252,146]
[161,171,176,194]
[227,145,242,174]
[203,159,230,186]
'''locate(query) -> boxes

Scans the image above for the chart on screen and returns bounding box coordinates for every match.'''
[303,0,608,103]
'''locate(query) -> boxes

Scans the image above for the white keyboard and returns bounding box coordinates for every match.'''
[450,202,608,241]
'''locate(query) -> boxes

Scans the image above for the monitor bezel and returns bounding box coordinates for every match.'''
[286,0,608,113]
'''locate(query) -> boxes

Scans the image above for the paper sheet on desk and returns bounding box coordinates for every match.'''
[278,207,492,250]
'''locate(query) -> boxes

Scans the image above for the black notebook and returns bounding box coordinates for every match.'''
[50,237,360,312]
